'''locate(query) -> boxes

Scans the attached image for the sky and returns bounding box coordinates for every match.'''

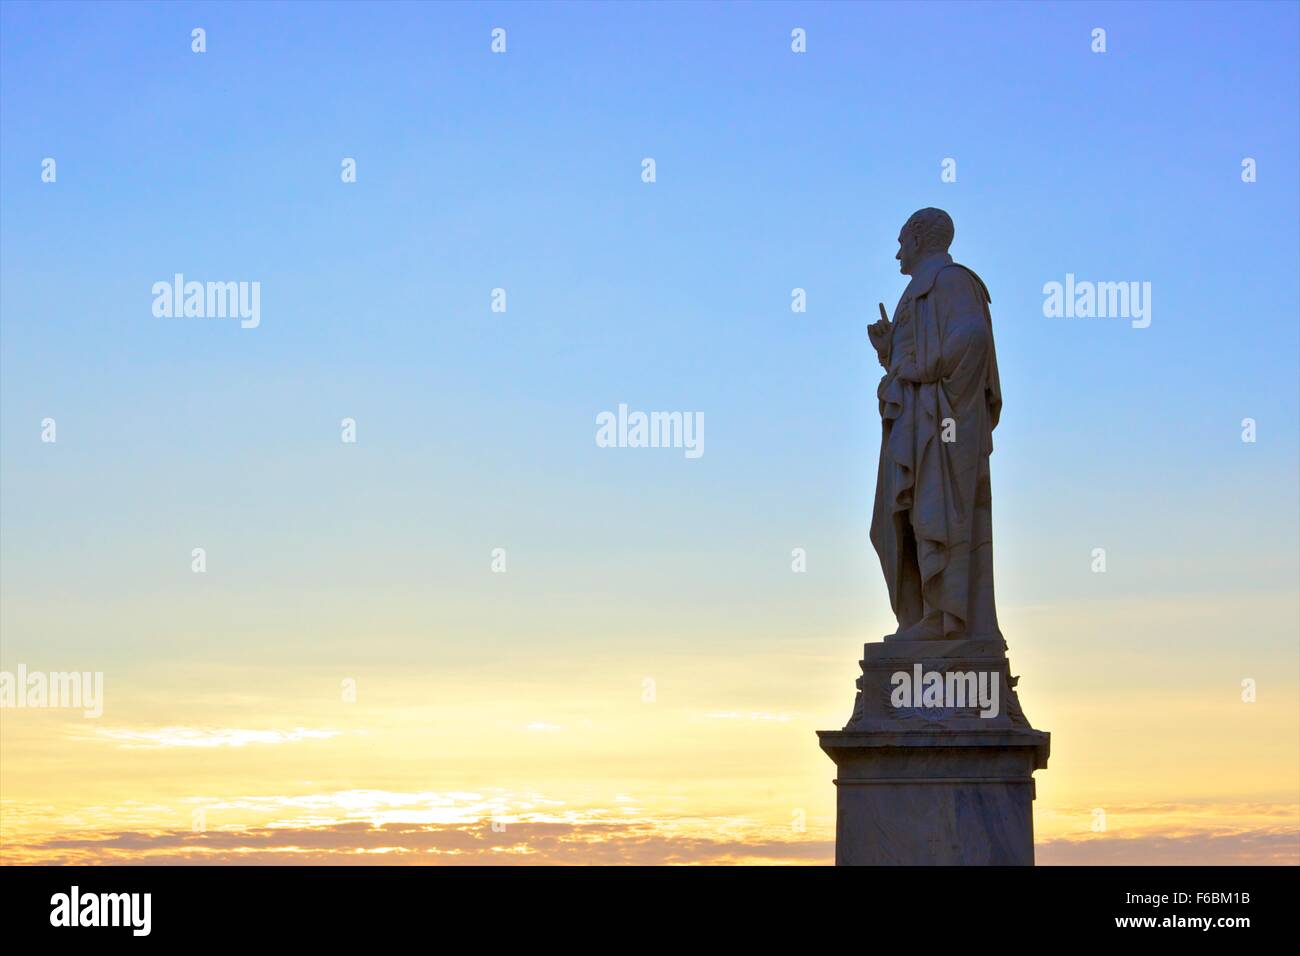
[1,0,1297,864]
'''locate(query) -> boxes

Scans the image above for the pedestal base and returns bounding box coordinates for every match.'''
[817,639,1050,865]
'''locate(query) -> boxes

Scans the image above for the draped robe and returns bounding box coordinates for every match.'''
[870,254,1003,642]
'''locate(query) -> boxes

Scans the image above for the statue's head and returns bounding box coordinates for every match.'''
[896,207,954,275]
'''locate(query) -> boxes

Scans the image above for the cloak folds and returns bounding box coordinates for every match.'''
[870,255,1003,641]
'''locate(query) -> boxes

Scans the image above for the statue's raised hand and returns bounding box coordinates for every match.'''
[868,303,891,366]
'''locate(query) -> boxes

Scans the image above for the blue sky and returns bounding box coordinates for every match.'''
[2,0,1297,653]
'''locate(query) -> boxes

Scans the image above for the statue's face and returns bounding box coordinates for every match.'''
[895,224,923,275]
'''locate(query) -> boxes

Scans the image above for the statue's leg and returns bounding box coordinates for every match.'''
[967,475,1000,641]
[894,515,925,630]
[889,514,946,641]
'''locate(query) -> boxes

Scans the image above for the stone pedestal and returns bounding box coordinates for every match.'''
[817,638,1049,865]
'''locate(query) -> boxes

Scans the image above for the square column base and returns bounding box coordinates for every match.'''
[817,639,1050,865]
[818,728,1048,865]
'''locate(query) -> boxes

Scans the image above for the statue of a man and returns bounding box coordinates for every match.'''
[867,208,1003,642]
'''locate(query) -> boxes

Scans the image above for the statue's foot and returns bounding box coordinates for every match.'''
[887,618,948,642]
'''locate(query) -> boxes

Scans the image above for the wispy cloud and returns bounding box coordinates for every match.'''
[89,727,342,749]
[1037,802,1300,864]
[5,789,1293,866]
[703,712,794,722]
[3,820,832,866]
[1039,830,1300,865]
[0,788,827,864]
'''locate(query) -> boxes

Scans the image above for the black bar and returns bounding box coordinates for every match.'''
[0,865,1287,942]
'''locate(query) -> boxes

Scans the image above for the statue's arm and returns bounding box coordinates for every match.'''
[890,334,930,384]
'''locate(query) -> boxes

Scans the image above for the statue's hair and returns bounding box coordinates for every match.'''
[903,207,955,253]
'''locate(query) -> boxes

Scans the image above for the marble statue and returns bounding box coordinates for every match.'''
[867,208,1003,643]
